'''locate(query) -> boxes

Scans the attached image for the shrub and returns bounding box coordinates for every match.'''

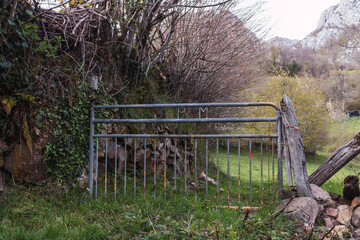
[243,75,330,153]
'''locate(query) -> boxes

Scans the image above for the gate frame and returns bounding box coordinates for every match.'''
[88,102,283,201]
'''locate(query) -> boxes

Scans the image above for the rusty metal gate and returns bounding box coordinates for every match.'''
[88,102,283,207]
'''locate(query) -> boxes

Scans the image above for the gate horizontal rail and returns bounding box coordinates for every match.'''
[88,102,283,207]
[93,117,277,123]
[93,134,279,138]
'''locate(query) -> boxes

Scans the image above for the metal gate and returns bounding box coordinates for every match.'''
[88,102,283,207]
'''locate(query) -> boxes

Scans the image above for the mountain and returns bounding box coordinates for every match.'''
[268,0,360,51]
[267,37,299,48]
[301,0,360,50]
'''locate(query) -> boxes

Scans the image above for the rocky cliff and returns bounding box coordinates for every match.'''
[302,0,360,50]
[269,0,360,51]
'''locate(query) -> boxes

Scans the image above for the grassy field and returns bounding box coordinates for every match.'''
[323,117,360,154]
[1,118,360,239]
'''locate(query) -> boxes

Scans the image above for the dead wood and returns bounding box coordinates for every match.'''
[308,132,360,186]
[280,95,313,198]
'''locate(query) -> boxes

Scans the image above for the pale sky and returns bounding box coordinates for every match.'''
[263,0,340,40]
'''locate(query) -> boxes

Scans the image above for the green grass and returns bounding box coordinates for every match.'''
[0,180,299,240]
[323,117,360,154]
[0,137,356,239]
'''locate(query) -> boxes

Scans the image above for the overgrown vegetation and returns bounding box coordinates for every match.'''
[243,75,329,153]
[0,0,268,182]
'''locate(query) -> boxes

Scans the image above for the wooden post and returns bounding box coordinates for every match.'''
[281,95,313,198]
[308,132,360,186]
[282,123,293,187]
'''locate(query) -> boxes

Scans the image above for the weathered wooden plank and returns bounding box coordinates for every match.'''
[282,125,294,187]
[308,132,360,186]
[280,95,313,197]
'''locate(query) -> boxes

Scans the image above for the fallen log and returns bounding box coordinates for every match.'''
[281,95,313,198]
[308,132,360,186]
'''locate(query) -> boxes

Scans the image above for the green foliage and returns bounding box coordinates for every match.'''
[42,90,90,181]
[244,75,330,153]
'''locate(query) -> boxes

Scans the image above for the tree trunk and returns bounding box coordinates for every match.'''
[281,95,313,198]
[308,132,360,186]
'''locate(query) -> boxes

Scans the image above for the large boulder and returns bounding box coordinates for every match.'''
[3,142,46,183]
[283,197,320,224]
[310,184,332,206]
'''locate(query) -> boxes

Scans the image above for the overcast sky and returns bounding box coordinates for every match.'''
[261,0,340,40]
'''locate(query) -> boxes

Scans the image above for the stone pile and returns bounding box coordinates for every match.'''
[281,181,360,240]
[95,136,195,178]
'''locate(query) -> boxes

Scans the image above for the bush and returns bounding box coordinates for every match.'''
[244,75,330,153]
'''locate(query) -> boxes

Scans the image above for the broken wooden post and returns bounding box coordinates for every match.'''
[308,132,360,186]
[283,123,293,187]
[281,95,313,198]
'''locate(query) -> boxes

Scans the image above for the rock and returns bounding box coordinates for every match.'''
[135,148,151,163]
[310,184,332,206]
[219,188,224,192]
[0,141,9,152]
[325,208,338,218]
[318,204,324,212]
[280,189,296,199]
[332,225,349,240]
[98,151,105,159]
[352,197,360,210]
[329,192,342,201]
[337,205,352,226]
[0,152,3,168]
[0,170,6,192]
[343,175,360,201]
[3,142,46,183]
[198,172,217,185]
[352,228,360,239]
[284,197,319,224]
[93,162,106,178]
[107,141,126,161]
[324,217,334,228]
[352,207,360,228]
[328,200,338,209]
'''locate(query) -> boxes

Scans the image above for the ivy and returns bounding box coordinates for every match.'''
[42,89,91,181]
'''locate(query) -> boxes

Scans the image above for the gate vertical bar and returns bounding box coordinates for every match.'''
[277,113,283,200]
[238,138,241,203]
[144,138,147,200]
[154,139,156,200]
[272,139,275,195]
[227,138,230,207]
[261,138,263,206]
[164,138,167,200]
[134,138,137,200]
[216,139,219,205]
[105,138,108,197]
[88,106,94,197]
[205,139,208,201]
[249,139,252,206]
[115,138,117,199]
[124,138,127,195]
[195,139,197,202]
[174,139,177,199]
[95,138,99,199]
[184,140,187,197]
